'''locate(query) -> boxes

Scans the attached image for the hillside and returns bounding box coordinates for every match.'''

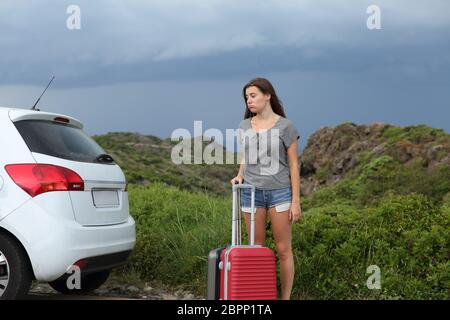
[96,123,450,299]
[93,133,238,196]
[299,122,450,207]
[93,122,450,204]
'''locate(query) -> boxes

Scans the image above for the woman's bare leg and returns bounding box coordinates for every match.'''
[243,208,267,246]
[268,206,294,300]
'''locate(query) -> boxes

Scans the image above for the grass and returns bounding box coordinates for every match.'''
[118,183,449,300]
[382,125,449,146]
[93,132,238,196]
[95,125,450,299]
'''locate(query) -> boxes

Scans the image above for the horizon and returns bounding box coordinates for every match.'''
[1,1,449,152]
[90,120,450,154]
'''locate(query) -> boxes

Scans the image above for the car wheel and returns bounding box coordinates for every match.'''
[0,233,32,300]
[48,269,111,294]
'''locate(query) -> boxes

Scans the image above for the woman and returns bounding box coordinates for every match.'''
[230,77,302,300]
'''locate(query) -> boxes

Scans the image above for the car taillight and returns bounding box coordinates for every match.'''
[73,259,88,269]
[5,164,84,197]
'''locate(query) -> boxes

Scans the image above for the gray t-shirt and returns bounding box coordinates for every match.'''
[238,116,300,190]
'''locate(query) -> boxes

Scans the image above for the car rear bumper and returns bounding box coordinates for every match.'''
[0,193,136,282]
[53,250,133,282]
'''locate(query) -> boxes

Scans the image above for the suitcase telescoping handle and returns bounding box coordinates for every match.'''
[232,183,256,246]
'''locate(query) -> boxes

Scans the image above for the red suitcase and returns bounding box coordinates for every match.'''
[219,183,277,300]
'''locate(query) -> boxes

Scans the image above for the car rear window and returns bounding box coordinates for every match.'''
[14,120,110,164]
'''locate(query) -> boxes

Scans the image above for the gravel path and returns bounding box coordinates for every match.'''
[28,281,204,300]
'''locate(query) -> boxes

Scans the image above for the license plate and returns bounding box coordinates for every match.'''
[92,190,119,207]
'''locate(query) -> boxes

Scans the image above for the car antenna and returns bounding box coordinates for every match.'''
[31,75,55,111]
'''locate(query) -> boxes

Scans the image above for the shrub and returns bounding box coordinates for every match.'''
[382,125,449,146]
[121,184,449,299]
[293,193,449,299]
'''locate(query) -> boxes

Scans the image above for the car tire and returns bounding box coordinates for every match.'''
[0,233,32,300]
[48,269,111,294]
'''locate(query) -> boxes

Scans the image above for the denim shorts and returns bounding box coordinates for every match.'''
[240,187,292,213]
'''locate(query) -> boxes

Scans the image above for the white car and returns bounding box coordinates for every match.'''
[0,107,136,299]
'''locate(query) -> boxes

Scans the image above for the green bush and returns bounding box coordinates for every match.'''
[121,184,449,299]
[125,183,232,292]
[304,155,450,210]
[382,125,449,146]
[293,193,449,299]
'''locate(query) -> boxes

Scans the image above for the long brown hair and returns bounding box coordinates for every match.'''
[242,77,286,119]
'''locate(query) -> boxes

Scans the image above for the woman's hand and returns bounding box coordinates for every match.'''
[289,202,302,224]
[230,175,244,185]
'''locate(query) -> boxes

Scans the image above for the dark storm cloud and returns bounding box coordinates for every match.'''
[0,0,449,88]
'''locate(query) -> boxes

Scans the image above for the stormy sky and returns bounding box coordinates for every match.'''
[0,0,449,152]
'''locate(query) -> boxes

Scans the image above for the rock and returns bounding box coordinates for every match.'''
[29,281,201,300]
[127,286,140,294]
[143,286,153,293]
[183,293,195,300]
[372,143,387,156]
[175,289,184,296]
[298,122,449,197]
[388,142,413,163]
[161,293,178,300]
[426,145,443,160]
